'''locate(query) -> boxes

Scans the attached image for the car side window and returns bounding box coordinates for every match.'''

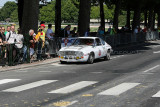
[95,38,102,46]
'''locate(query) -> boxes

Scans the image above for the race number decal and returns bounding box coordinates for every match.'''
[99,50,101,56]
[64,38,69,46]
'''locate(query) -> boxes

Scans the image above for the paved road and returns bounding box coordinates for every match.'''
[0,41,160,107]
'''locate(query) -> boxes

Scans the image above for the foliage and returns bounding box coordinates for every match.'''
[90,4,114,20]
[39,1,56,23]
[0,1,17,21]
[40,0,79,23]
[10,7,18,22]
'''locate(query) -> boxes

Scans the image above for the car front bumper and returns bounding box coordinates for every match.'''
[59,55,89,62]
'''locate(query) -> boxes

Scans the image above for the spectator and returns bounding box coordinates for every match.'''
[0,37,3,55]
[61,25,71,37]
[4,26,11,36]
[110,27,116,35]
[6,25,16,44]
[0,27,7,60]
[66,25,71,37]
[14,28,24,62]
[71,27,77,37]
[134,26,139,34]
[107,26,112,33]
[15,28,24,49]
[46,24,54,40]
[0,27,6,42]
[29,29,36,61]
[36,24,46,60]
[46,24,55,58]
[143,26,147,33]
[84,28,90,37]
[97,26,105,40]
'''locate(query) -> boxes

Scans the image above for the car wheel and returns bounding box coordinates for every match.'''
[87,53,94,64]
[104,50,111,61]
[60,61,66,64]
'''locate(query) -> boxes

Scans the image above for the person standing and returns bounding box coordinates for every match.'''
[4,26,11,36]
[29,29,36,62]
[36,24,46,61]
[46,24,55,58]
[71,27,77,37]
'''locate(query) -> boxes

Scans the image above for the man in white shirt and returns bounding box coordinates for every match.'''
[6,25,16,44]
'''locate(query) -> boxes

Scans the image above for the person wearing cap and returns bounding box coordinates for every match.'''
[36,24,46,60]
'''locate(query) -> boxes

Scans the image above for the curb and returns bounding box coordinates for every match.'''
[0,59,59,72]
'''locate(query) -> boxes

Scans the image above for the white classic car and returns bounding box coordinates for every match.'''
[58,37,112,64]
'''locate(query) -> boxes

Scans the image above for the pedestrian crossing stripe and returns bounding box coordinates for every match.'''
[2,80,58,92]
[48,81,98,94]
[0,79,21,85]
[98,83,140,96]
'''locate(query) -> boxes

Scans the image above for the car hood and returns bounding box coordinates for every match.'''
[60,45,91,51]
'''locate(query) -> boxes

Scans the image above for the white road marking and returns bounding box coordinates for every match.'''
[143,65,160,73]
[2,80,58,92]
[153,51,160,54]
[0,79,20,85]
[111,55,124,59]
[48,81,98,94]
[39,71,51,73]
[15,70,28,72]
[61,101,78,107]
[98,83,140,96]
[51,63,67,66]
[91,72,102,74]
[152,91,160,97]
[153,45,160,48]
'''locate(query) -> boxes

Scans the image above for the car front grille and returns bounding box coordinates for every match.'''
[65,51,76,56]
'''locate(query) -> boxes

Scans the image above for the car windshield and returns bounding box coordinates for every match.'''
[72,38,94,46]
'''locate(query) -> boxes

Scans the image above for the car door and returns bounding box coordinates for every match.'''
[95,38,104,58]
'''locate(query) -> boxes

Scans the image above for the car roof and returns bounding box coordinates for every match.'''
[78,37,98,39]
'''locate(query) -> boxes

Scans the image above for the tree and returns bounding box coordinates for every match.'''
[113,0,122,32]
[55,0,61,35]
[18,0,24,28]
[61,0,79,23]
[10,7,18,22]
[99,0,105,29]
[21,0,39,35]
[0,1,17,21]
[78,0,91,36]
[40,2,55,23]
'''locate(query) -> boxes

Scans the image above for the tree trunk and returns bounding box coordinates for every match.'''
[126,7,130,28]
[21,0,39,35]
[148,8,154,30]
[113,0,121,32]
[132,5,141,31]
[55,0,61,36]
[158,9,160,28]
[78,0,91,36]
[18,0,24,29]
[153,10,155,29]
[144,10,148,27]
[99,0,105,29]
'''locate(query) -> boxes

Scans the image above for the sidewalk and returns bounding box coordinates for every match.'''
[0,58,59,72]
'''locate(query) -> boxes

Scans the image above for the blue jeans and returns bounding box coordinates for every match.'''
[22,45,27,62]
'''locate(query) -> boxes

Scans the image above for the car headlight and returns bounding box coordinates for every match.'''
[76,51,84,57]
[59,51,65,56]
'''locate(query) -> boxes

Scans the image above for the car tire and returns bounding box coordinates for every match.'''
[60,61,66,64]
[104,50,111,61]
[87,53,94,64]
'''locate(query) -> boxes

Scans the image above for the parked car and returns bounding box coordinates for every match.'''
[58,37,112,64]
